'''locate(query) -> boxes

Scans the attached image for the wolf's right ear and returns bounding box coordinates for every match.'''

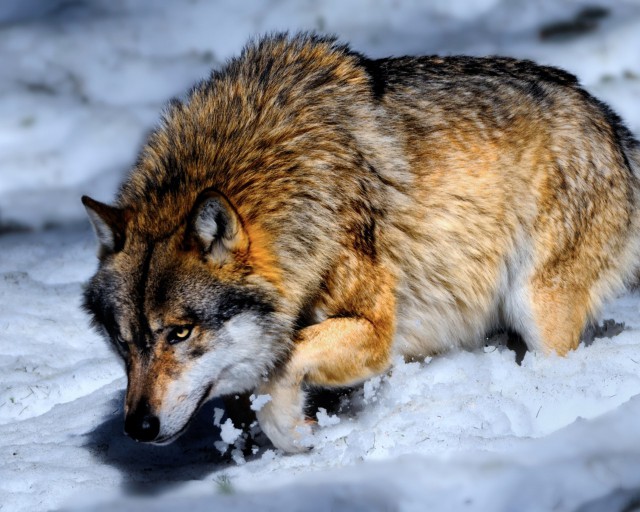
[189,190,248,264]
[82,196,127,256]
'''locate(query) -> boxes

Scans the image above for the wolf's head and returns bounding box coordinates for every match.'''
[80,33,379,444]
[82,190,293,444]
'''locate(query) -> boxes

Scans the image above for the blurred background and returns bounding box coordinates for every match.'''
[0,0,639,231]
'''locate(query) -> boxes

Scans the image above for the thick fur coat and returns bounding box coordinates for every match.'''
[82,34,640,452]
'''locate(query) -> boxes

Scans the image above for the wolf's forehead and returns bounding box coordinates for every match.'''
[91,240,155,316]
[100,234,277,321]
[90,244,173,339]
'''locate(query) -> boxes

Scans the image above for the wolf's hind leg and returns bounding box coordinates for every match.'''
[527,275,591,356]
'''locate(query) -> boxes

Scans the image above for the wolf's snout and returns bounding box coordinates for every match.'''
[124,399,160,442]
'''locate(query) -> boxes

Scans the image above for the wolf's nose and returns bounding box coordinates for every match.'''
[124,400,160,442]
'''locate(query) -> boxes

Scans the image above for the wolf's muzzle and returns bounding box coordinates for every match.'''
[124,399,160,442]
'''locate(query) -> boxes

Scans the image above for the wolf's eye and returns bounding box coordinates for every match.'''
[114,334,129,352]
[168,326,193,345]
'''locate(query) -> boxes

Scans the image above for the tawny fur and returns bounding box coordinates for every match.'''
[82,33,640,452]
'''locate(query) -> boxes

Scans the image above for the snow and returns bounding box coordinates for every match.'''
[214,419,244,460]
[2,0,640,511]
[315,408,341,428]
[219,419,243,446]
[249,394,272,412]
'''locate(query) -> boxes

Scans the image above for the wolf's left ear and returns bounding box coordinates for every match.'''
[82,196,127,256]
[190,190,248,263]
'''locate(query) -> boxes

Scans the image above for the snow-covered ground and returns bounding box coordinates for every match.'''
[1,1,640,510]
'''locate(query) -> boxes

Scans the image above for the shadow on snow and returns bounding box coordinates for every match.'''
[83,391,231,496]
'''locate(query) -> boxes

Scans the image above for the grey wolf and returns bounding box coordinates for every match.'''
[82,33,640,452]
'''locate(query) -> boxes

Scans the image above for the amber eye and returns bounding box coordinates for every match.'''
[114,334,129,353]
[167,326,193,345]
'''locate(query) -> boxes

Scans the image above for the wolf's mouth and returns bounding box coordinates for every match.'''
[151,383,214,445]
[147,360,255,444]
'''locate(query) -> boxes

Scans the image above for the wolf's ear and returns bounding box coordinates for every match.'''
[190,190,248,263]
[82,196,127,255]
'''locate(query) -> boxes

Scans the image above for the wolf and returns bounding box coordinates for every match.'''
[82,33,640,453]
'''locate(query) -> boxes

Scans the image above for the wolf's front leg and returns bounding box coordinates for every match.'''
[255,369,309,453]
[256,292,396,452]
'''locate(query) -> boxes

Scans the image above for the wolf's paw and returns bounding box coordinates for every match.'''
[255,383,313,453]
[257,411,313,453]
